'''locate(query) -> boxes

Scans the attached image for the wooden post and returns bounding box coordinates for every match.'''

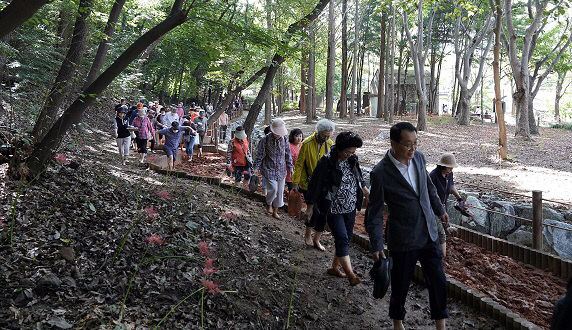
[532,190,543,250]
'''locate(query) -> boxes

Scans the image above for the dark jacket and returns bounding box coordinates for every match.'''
[306,146,365,216]
[114,116,130,139]
[365,150,445,252]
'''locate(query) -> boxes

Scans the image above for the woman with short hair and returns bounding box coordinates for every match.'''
[306,131,369,286]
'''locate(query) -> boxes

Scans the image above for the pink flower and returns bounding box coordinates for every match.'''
[146,234,165,245]
[202,258,218,276]
[202,279,220,295]
[155,190,172,200]
[223,213,236,219]
[53,154,70,164]
[144,207,159,222]
[199,241,210,256]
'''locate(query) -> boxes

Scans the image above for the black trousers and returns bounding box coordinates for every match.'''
[389,239,448,321]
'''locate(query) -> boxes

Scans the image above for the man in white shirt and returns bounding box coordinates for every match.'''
[163,106,180,127]
[218,110,229,141]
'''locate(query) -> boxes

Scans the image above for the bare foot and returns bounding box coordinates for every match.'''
[272,209,280,219]
[304,229,313,246]
[265,204,273,214]
[348,275,361,286]
[313,240,326,252]
[326,268,347,278]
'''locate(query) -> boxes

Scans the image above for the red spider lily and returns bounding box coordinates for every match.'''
[146,234,165,245]
[53,154,70,165]
[202,258,218,276]
[198,241,210,256]
[155,190,172,200]
[202,279,220,295]
[144,207,159,222]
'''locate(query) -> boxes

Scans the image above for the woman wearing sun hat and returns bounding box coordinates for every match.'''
[226,126,252,185]
[254,118,293,219]
[429,152,464,259]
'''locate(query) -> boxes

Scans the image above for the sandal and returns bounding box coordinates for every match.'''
[326,268,347,278]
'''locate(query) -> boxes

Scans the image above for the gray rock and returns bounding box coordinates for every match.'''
[564,210,572,221]
[506,229,532,247]
[465,196,489,234]
[513,204,564,222]
[37,273,62,290]
[489,201,519,238]
[447,202,462,226]
[543,219,572,260]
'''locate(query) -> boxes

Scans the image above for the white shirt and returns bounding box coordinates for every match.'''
[164,112,180,126]
[388,149,418,195]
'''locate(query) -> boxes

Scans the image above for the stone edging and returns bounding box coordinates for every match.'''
[452,225,572,280]
[351,232,540,330]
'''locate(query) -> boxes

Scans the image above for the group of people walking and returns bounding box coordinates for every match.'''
[225,118,464,330]
[114,97,461,328]
[112,98,220,169]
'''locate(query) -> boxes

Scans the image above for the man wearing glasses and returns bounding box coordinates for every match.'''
[365,122,449,330]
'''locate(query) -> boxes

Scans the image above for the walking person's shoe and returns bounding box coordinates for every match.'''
[326,268,347,278]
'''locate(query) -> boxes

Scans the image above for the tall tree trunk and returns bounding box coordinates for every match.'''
[32,0,93,142]
[84,0,127,88]
[454,13,493,125]
[264,0,273,125]
[383,18,390,121]
[349,0,359,123]
[377,10,387,119]
[325,0,335,119]
[491,0,507,159]
[396,23,405,116]
[242,0,331,136]
[429,44,436,114]
[389,5,396,123]
[357,45,365,115]
[300,57,307,113]
[432,49,444,114]
[0,0,51,39]
[307,27,316,123]
[554,71,566,122]
[18,0,189,179]
[340,0,348,118]
[401,53,410,115]
[403,1,432,131]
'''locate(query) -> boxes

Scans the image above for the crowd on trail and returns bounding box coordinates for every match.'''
[112,97,243,169]
[112,99,571,330]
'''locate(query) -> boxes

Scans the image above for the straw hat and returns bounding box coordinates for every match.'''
[270,118,288,137]
[437,153,458,168]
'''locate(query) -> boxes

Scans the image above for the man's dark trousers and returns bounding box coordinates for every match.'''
[389,239,448,320]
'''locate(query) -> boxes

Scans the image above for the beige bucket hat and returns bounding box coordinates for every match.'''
[437,153,458,168]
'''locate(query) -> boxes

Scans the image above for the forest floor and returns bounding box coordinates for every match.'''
[0,111,505,329]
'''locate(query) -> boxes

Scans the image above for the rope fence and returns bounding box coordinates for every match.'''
[454,181,572,248]
[456,180,572,207]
